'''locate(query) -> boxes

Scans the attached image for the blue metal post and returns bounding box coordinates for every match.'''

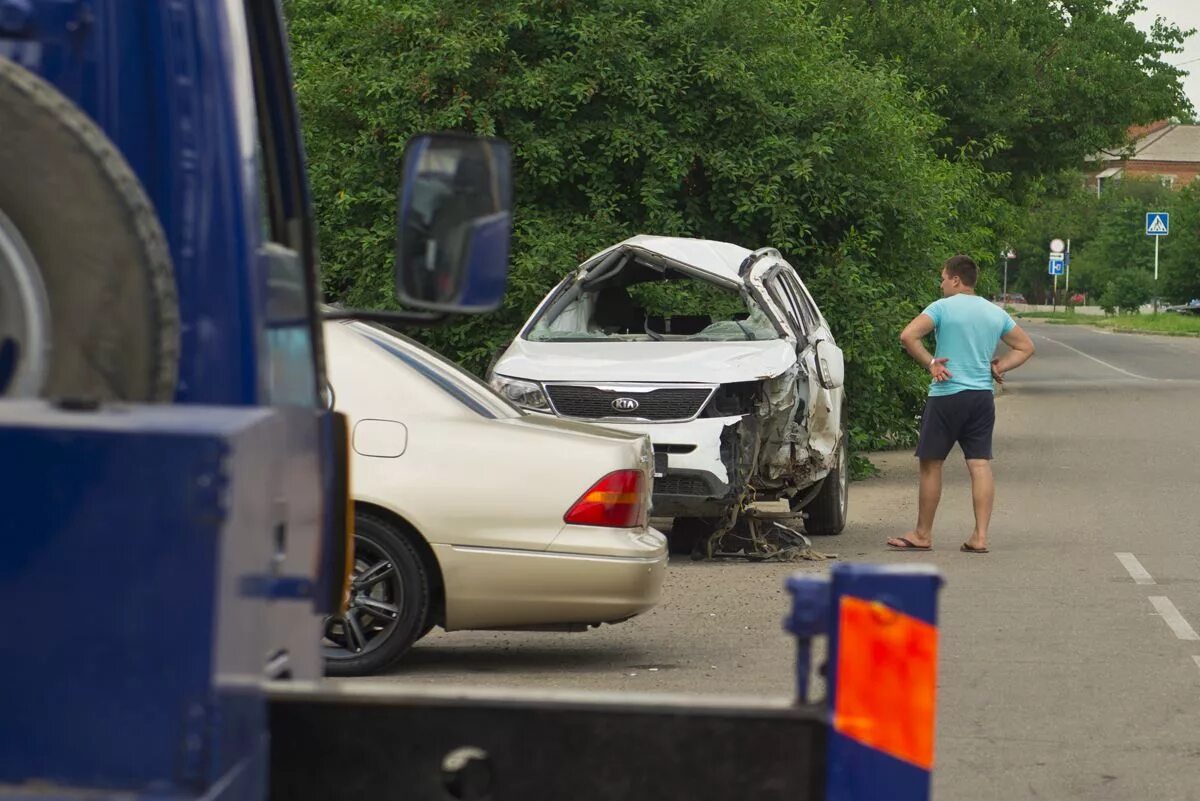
[783,574,830,704]
[786,563,944,801]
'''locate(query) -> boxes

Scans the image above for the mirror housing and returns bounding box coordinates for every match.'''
[394,133,513,313]
[814,339,845,390]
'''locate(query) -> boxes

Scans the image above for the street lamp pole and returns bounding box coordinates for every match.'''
[1002,249,1015,302]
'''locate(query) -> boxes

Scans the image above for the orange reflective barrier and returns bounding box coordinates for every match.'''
[833,596,938,770]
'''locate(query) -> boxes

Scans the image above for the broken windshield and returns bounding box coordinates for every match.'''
[528,266,780,343]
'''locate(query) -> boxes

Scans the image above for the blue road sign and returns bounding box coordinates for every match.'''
[1147,212,1169,236]
[1048,254,1065,276]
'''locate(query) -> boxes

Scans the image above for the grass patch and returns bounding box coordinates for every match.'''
[1101,313,1200,335]
[1015,310,1200,335]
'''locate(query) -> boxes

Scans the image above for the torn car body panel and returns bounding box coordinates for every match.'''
[490,236,848,526]
[746,256,843,481]
[803,348,842,463]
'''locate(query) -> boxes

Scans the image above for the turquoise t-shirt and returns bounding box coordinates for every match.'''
[922,294,1016,397]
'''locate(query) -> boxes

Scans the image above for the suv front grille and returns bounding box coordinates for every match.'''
[654,475,714,496]
[545,385,713,421]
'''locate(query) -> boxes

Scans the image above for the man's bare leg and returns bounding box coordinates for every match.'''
[889,458,944,548]
[964,458,994,549]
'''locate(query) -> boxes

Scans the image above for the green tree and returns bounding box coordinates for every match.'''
[1159,183,1200,303]
[814,0,1193,194]
[1005,173,1100,303]
[1004,176,1179,304]
[287,0,1001,450]
[1071,179,1173,301]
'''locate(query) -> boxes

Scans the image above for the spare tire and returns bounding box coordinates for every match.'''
[0,57,178,401]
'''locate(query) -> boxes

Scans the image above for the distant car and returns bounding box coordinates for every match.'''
[322,319,668,676]
[489,235,849,547]
[1164,299,1200,315]
[996,293,1027,305]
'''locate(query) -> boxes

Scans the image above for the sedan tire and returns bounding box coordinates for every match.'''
[322,513,430,676]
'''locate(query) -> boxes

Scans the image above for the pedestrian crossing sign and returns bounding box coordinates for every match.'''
[1146,212,1169,236]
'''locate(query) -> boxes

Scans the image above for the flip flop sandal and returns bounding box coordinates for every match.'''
[960,543,989,554]
[887,537,932,551]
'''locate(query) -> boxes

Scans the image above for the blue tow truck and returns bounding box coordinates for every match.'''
[0,3,942,799]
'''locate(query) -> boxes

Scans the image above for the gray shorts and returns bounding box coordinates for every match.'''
[915,390,995,461]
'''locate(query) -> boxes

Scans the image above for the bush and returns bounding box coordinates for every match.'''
[1099,271,1153,315]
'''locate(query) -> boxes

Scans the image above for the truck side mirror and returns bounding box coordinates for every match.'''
[394,133,513,312]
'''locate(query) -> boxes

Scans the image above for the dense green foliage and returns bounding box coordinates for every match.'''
[1005,177,1200,308]
[1098,270,1154,313]
[626,281,745,320]
[813,0,1192,194]
[286,0,1191,452]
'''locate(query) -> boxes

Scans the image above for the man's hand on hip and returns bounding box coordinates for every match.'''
[930,357,952,382]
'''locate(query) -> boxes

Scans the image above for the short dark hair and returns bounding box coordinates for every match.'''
[942,254,978,287]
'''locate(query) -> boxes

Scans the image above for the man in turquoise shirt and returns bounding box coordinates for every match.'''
[889,255,1035,553]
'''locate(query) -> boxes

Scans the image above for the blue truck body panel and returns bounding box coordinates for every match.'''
[0,402,328,798]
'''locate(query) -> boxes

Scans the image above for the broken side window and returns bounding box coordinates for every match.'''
[766,275,807,339]
[781,271,823,334]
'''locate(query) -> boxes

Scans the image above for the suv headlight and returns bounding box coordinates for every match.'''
[489,375,550,411]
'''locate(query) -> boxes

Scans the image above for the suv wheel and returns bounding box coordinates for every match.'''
[803,429,849,535]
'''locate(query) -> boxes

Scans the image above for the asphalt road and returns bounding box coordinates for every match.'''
[354,320,1200,800]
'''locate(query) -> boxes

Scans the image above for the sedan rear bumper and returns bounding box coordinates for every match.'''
[432,530,668,631]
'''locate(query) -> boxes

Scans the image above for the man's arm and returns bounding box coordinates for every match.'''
[900,313,951,382]
[991,325,1035,383]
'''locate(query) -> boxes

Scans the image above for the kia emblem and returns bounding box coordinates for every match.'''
[612,397,640,412]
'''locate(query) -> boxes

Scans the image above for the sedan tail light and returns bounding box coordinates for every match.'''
[563,469,647,528]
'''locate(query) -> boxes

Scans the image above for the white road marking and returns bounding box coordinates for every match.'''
[1149,597,1200,641]
[1115,552,1156,585]
[1193,655,1200,673]
[1032,332,1165,382]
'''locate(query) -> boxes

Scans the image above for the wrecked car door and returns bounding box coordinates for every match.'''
[751,261,843,476]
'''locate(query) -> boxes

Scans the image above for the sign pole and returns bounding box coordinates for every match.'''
[1065,239,1071,295]
[1147,212,1169,313]
[1154,235,1160,314]
[1049,239,1066,312]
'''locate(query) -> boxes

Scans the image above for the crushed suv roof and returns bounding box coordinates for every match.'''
[591,235,754,283]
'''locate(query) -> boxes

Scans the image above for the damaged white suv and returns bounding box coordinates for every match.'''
[489,236,848,547]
